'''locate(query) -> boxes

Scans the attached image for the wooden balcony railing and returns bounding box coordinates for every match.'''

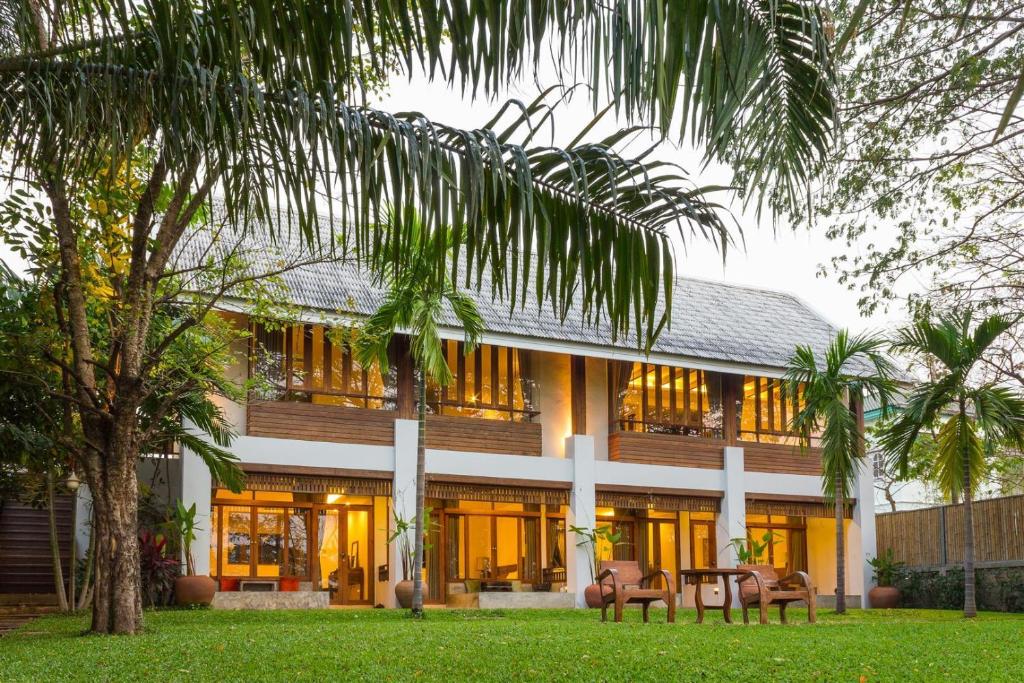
[247,402,397,446]
[425,414,542,456]
[742,441,822,476]
[607,431,724,469]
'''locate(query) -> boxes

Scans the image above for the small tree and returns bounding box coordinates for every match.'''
[785,330,897,613]
[356,214,484,618]
[880,311,1024,617]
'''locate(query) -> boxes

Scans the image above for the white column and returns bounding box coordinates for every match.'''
[180,445,213,576]
[566,434,596,608]
[389,419,419,608]
[721,446,746,606]
[850,455,877,607]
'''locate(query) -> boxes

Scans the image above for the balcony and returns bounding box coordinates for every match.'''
[607,431,724,469]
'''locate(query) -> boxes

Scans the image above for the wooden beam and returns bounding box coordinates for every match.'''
[570,355,587,434]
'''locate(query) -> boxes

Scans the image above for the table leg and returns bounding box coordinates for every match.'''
[693,579,705,624]
[722,577,733,624]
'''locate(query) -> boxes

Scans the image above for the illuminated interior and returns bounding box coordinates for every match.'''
[250,322,388,409]
[441,501,542,581]
[209,489,373,604]
[739,376,820,445]
[688,511,717,582]
[744,513,808,574]
[426,341,533,421]
[613,362,723,436]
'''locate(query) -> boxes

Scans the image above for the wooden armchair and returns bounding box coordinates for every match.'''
[596,560,676,623]
[735,564,816,625]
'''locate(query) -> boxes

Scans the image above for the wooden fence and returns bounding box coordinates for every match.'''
[877,494,1024,567]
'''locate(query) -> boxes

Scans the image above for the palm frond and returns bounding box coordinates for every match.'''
[1,0,835,346]
[932,414,984,500]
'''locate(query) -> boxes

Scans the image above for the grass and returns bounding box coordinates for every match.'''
[1,607,1022,682]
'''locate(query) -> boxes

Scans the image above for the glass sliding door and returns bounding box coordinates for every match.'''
[314,506,373,605]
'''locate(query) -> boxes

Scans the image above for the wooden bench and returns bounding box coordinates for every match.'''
[735,564,816,624]
[596,560,676,623]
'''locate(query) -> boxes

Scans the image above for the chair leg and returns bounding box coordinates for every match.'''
[601,601,608,622]
[642,602,650,623]
[667,594,676,624]
[779,602,787,625]
[807,591,817,624]
[614,596,624,623]
[741,601,750,625]
[759,596,769,625]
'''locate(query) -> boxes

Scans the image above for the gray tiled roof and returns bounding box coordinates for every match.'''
[174,213,845,372]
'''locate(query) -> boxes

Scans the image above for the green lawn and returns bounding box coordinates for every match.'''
[1,607,1020,682]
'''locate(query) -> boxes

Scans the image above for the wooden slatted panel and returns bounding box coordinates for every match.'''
[247,402,396,446]
[742,442,822,476]
[0,498,73,595]
[607,432,724,469]
[425,415,542,456]
[876,507,944,567]
[877,496,1024,568]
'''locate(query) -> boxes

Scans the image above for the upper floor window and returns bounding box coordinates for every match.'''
[738,376,818,446]
[426,341,536,422]
[250,322,391,409]
[611,361,723,438]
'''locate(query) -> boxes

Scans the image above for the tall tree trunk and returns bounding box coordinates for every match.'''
[84,423,144,634]
[68,487,77,611]
[834,475,846,614]
[962,452,977,617]
[411,371,426,618]
[46,468,69,611]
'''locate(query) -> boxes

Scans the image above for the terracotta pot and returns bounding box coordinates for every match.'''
[584,583,605,608]
[279,577,300,592]
[175,575,217,606]
[868,585,901,609]
[395,580,414,608]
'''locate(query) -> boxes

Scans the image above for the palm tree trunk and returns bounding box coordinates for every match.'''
[410,371,427,618]
[962,452,977,617]
[834,474,846,614]
[46,468,69,612]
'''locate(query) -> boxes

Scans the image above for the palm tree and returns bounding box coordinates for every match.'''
[355,213,483,618]
[1,0,837,633]
[880,311,1024,617]
[785,330,897,614]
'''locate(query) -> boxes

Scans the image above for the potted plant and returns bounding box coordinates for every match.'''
[569,523,621,608]
[168,501,217,606]
[387,508,417,608]
[729,530,778,567]
[868,549,904,609]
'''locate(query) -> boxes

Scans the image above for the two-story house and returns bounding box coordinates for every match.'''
[175,229,876,610]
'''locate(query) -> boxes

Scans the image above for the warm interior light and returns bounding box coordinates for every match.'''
[326,494,343,504]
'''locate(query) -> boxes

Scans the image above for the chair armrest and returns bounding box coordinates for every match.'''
[596,567,621,594]
[641,569,673,593]
[779,571,813,590]
[736,570,768,597]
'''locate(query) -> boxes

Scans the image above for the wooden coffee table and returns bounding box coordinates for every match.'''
[679,568,754,624]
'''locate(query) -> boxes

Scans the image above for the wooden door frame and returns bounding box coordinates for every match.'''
[311,503,375,606]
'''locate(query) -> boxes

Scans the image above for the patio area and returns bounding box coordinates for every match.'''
[2,607,1021,681]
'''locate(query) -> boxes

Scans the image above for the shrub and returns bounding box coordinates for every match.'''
[139,530,180,607]
[896,566,1024,612]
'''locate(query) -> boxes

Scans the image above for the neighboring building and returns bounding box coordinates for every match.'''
[171,229,877,609]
